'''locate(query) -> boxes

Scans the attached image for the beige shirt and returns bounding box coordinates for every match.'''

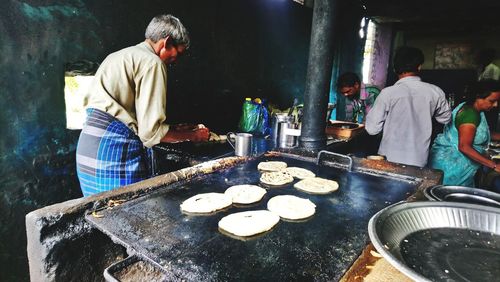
[86,42,169,148]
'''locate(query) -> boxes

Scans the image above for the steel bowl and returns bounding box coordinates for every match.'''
[424,185,500,208]
[368,201,500,282]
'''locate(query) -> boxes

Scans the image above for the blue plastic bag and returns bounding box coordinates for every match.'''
[238,98,270,136]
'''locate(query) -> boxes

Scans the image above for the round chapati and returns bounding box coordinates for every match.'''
[284,167,316,179]
[257,161,288,172]
[260,171,294,186]
[294,177,339,194]
[224,185,267,204]
[180,193,232,214]
[267,195,316,220]
[218,210,280,237]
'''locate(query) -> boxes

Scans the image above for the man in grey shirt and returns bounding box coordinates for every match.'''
[365,46,452,167]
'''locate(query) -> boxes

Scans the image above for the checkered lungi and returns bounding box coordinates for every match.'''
[76,108,152,197]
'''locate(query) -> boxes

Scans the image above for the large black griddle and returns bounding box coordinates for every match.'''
[87,154,418,281]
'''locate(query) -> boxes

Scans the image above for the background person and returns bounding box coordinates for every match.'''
[336,72,380,124]
[76,14,209,197]
[429,80,500,186]
[365,46,451,167]
[476,48,500,130]
[477,48,500,81]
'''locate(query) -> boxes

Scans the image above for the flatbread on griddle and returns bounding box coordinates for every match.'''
[284,167,316,179]
[267,195,316,220]
[260,171,294,186]
[218,210,280,237]
[257,161,288,172]
[294,177,339,194]
[224,185,267,204]
[180,193,232,214]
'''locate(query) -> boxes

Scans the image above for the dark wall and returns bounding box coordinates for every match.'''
[166,0,313,131]
[0,0,312,280]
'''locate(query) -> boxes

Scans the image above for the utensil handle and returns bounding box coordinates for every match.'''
[226,132,235,149]
[317,150,353,171]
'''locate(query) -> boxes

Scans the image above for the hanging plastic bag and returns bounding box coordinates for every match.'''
[238,98,270,136]
[257,102,270,135]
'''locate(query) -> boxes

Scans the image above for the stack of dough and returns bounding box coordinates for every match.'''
[224,185,267,204]
[257,161,288,172]
[218,210,280,237]
[294,177,339,194]
[267,195,316,220]
[180,193,232,213]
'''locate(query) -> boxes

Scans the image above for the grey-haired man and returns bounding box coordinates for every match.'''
[76,14,208,196]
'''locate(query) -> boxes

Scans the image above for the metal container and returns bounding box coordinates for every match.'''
[278,122,299,148]
[271,114,294,144]
[325,121,364,140]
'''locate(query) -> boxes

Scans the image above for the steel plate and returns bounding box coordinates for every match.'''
[424,185,500,208]
[368,201,500,282]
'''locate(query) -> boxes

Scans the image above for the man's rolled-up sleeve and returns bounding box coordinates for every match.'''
[365,93,388,135]
[434,91,452,125]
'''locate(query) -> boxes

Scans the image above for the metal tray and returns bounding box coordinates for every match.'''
[103,255,169,282]
[424,185,500,208]
[368,201,500,282]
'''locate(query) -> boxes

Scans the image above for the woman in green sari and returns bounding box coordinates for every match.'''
[429,80,500,186]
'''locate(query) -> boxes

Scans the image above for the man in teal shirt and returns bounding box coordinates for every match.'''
[337,72,380,124]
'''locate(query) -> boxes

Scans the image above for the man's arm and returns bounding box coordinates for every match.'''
[136,63,170,148]
[362,86,380,119]
[434,91,452,124]
[364,92,387,135]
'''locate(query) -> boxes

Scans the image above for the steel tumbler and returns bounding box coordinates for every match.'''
[227,132,253,156]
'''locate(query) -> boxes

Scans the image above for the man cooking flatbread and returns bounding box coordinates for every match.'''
[76,14,209,197]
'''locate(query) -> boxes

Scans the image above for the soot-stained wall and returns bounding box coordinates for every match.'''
[0,0,312,280]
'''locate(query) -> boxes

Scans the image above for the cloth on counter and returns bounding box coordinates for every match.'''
[77,108,152,197]
[85,41,169,148]
[365,76,451,167]
[429,102,490,186]
[344,84,380,124]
